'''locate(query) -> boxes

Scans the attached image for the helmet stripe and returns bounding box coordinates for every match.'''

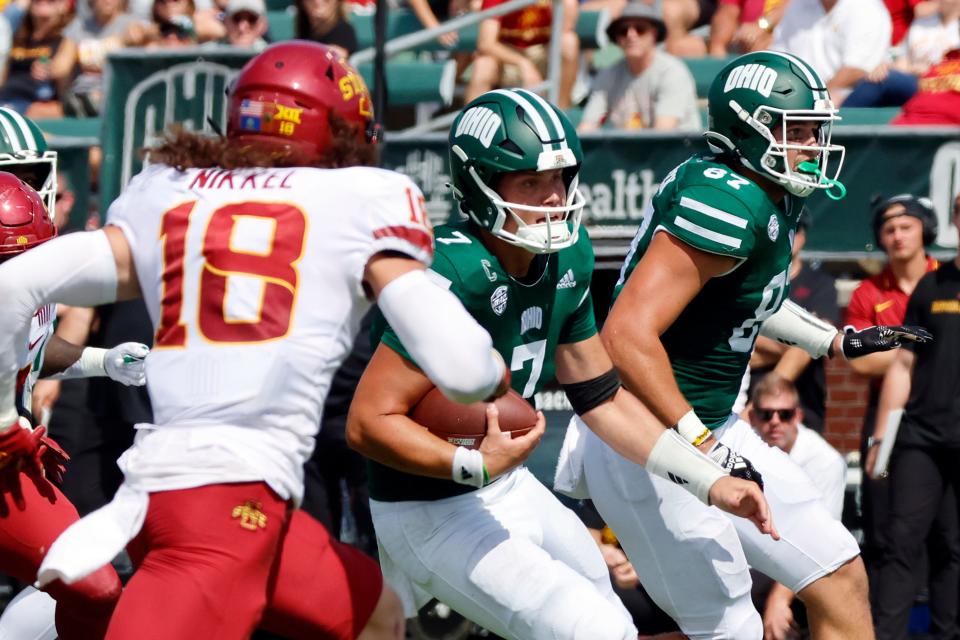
[6,110,38,150]
[513,88,568,149]
[765,50,827,100]
[490,89,553,148]
[0,110,24,153]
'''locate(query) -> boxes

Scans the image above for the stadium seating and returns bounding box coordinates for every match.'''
[266,8,296,41]
[36,117,101,140]
[356,59,458,105]
[684,55,735,99]
[353,10,479,53]
[351,8,608,54]
[837,106,902,126]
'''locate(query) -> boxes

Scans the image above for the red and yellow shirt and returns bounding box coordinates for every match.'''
[481,0,552,48]
[845,257,940,329]
[893,49,960,126]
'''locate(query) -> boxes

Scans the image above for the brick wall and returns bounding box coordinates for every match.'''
[823,356,871,454]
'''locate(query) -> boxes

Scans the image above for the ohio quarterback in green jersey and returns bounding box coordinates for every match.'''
[578,50,930,639]
[346,88,776,640]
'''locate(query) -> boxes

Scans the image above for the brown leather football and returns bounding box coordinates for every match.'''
[410,387,538,449]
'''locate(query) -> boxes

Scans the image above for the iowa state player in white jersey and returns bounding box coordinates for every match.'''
[0,42,509,640]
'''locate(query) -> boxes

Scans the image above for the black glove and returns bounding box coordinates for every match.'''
[840,325,932,359]
[708,442,764,490]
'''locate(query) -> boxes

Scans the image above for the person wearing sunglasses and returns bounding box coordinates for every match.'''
[217,0,267,49]
[747,373,846,640]
[578,0,699,133]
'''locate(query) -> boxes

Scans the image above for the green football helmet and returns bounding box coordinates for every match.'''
[704,50,845,198]
[0,108,57,218]
[449,89,585,254]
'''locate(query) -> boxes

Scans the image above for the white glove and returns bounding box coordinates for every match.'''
[103,342,149,386]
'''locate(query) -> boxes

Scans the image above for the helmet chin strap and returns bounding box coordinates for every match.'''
[797,161,847,200]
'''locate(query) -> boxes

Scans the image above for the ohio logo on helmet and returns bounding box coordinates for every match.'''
[454,106,502,149]
[723,64,778,98]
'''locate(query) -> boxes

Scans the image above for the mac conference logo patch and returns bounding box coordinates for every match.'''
[490,285,509,315]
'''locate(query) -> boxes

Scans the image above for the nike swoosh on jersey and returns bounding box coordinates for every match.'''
[874,300,894,314]
[27,334,45,351]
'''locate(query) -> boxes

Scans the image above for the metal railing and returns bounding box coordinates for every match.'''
[350,0,567,134]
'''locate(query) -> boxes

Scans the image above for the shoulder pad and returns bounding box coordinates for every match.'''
[657,178,765,259]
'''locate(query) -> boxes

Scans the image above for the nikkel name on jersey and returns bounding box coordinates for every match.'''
[368,221,597,503]
[613,153,804,430]
[107,163,434,504]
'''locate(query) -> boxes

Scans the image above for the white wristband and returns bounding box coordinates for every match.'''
[48,347,108,380]
[452,446,488,489]
[646,430,726,505]
[675,410,711,446]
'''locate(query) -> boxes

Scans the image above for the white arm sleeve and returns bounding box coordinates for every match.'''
[0,231,119,425]
[377,269,504,404]
[646,429,726,505]
[759,299,838,359]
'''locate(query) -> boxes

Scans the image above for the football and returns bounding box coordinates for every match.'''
[410,387,538,449]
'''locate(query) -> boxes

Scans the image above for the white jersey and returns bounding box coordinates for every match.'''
[18,303,55,413]
[107,163,434,502]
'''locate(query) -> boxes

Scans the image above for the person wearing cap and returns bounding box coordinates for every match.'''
[577,0,699,132]
[867,193,960,639]
[219,0,267,49]
[845,193,957,636]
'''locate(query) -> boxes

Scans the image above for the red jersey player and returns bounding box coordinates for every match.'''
[0,42,508,639]
[0,170,150,639]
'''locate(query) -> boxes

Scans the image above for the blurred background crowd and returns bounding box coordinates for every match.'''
[0,0,959,124]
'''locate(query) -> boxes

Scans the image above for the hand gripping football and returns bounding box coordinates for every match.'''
[411,387,538,449]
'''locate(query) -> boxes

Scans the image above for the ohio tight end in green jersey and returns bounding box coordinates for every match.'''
[614,152,802,429]
[368,220,597,502]
[579,50,873,640]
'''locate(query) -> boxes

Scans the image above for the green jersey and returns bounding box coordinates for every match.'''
[368,221,598,502]
[613,153,803,429]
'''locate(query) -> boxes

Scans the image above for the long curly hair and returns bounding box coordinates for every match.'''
[146,111,378,170]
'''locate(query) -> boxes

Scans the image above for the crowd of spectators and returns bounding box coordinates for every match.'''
[1,0,959,124]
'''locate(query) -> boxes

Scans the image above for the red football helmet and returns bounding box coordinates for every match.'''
[226,41,378,158]
[0,171,55,261]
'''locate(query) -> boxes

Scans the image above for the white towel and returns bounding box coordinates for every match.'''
[553,414,590,499]
[36,484,149,588]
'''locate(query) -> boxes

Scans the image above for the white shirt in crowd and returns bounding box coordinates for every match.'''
[902,14,960,70]
[773,0,892,98]
[789,424,847,520]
